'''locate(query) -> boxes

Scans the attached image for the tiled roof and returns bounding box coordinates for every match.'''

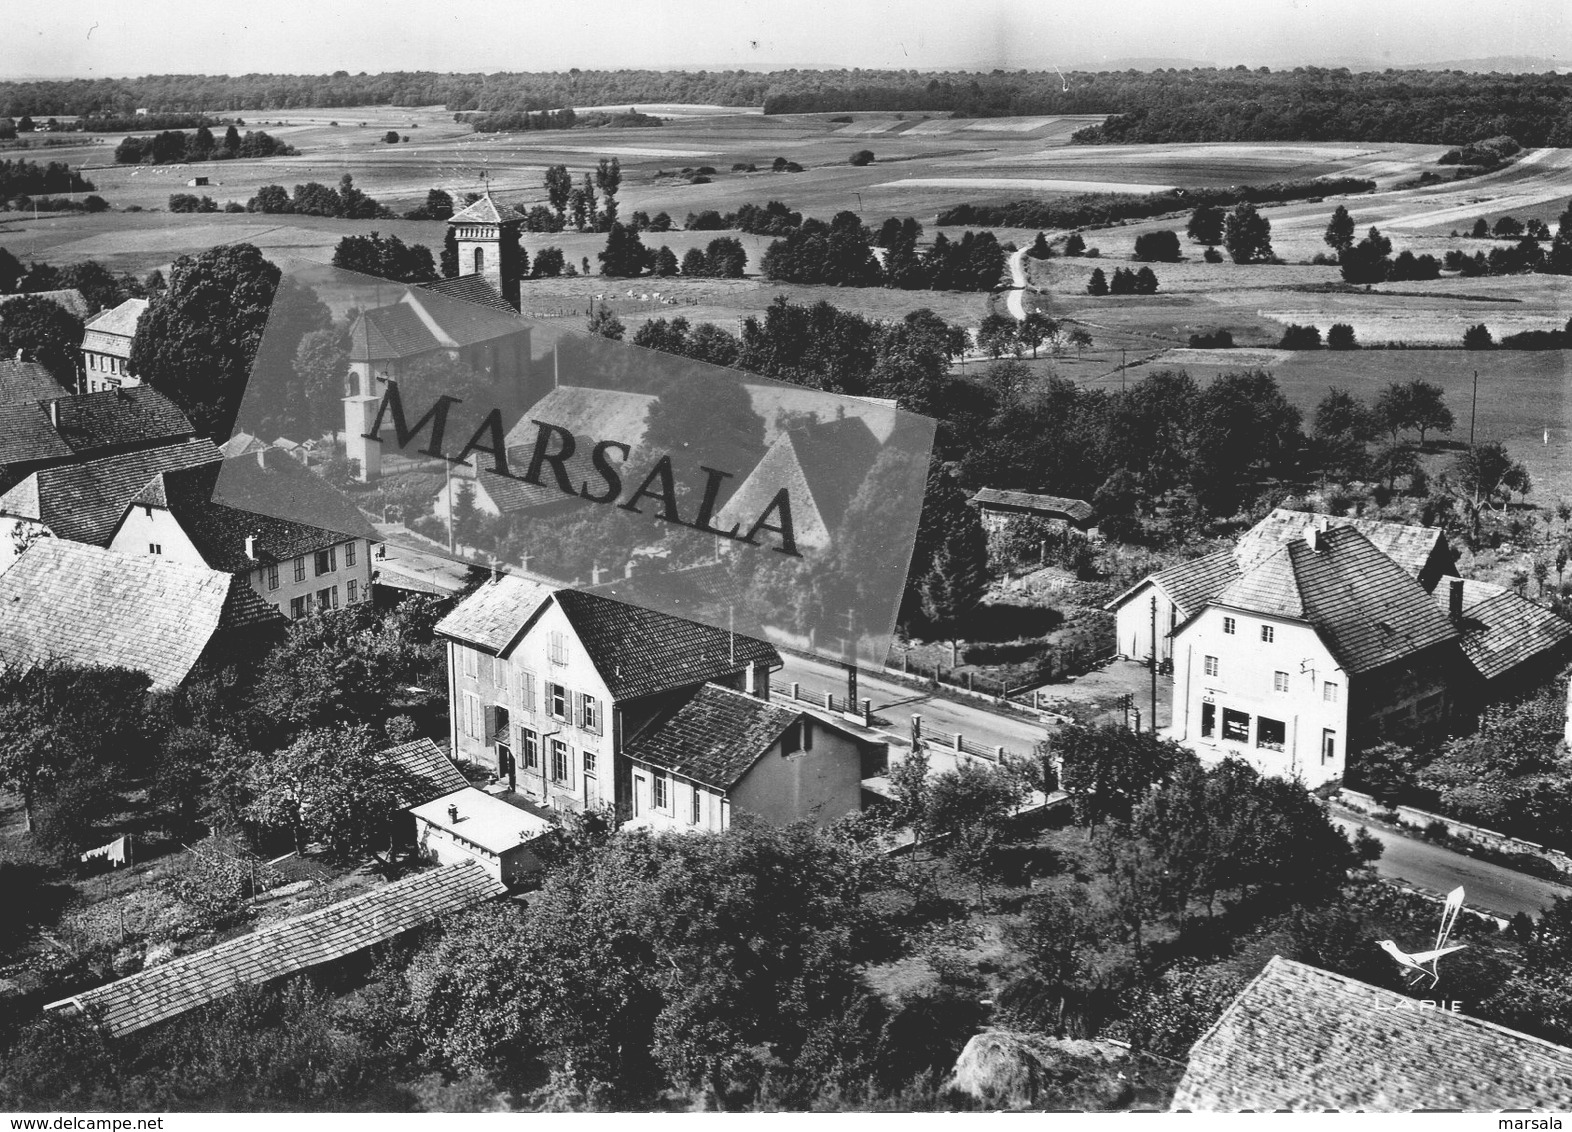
[1107,549,1241,616]
[83,297,148,339]
[48,862,505,1037]
[0,359,64,404]
[1238,508,1449,582]
[1214,526,1460,674]
[138,454,379,572]
[0,540,283,689]
[0,289,89,320]
[1172,955,1572,1111]
[0,387,194,473]
[502,385,655,454]
[434,573,555,653]
[714,417,881,549]
[970,488,1095,525]
[381,737,471,808]
[745,382,901,446]
[447,193,520,226]
[417,274,514,312]
[555,588,780,701]
[347,301,441,362]
[218,432,270,458]
[0,438,222,545]
[623,682,803,789]
[1437,578,1572,682]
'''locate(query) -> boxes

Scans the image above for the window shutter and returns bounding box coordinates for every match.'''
[483,703,498,741]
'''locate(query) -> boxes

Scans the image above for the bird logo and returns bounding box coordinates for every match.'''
[1377,886,1467,990]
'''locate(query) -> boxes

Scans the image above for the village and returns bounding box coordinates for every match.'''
[5,41,1572,1114]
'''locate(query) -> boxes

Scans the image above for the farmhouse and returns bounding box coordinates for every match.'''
[0,358,64,404]
[106,451,379,620]
[434,573,838,825]
[0,386,197,492]
[79,297,148,393]
[0,436,222,572]
[0,539,284,690]
[1172,956,1572,1111]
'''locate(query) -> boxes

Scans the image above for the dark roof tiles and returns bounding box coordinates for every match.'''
[380,737,471,808]
[970,488,1096,524]
[1438,578,1572,682]
[624,682,803,788]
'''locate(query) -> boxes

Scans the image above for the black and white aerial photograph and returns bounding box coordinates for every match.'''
[1,0,1571,1117]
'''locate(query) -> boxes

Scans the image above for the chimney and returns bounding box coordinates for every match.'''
[591,562,603,586]
[1449,577,1465,622]
[47,399,58,429]
[256,447,267,470]
[624,559,636,580]
[520,551,532,574]
[245,534,257,560]
[1306,525,1319,553]
[447,803,459,823]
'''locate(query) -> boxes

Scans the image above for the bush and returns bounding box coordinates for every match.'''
[1327,323,1358,350]
[1132,230,1182,262]
[849,150,875,166]
[383,130,400,144]
[1279,323,1322,349]
[1188,328,1234,349]
[1463,323,1495,349]
[1203,247,1223,263]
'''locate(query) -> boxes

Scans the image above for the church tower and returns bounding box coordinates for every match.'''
[447,192,525,310]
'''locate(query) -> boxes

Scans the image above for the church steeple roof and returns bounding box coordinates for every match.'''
[447,192,518,226]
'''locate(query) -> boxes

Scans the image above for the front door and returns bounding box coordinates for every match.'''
[632,771,650,817]
[585,773,599,809]
[1322,729,1336,765]
[498,744,515,792]
[1201,701,1216,739]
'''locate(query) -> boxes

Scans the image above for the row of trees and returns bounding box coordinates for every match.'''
[760,213,1006,291]
[244,174,394,219]
[112,126,295,164]
[0,158,93,198]
[1087,266,1158,295]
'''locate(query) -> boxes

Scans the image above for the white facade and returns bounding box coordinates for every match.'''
[449,599,615,815]
[1115,581,1183,664]
[109,505,374,620]
[1170,606,1349,788]
[81,347,139,393]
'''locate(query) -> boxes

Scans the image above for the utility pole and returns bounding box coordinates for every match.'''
[1149,594,1159,735]
[1121,347,1127,391]
[1470,369,1479,450]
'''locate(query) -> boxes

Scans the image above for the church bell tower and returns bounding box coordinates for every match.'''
[447,192,524,310]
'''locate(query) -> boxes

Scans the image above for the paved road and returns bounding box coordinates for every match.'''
[1331,807,1572,920]
[776,652,1048,756]
[1005,247,1030,320]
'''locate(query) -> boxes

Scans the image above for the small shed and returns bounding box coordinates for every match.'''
[969,488,1096,533]
[186,176,209,187]
[410,787,554,886]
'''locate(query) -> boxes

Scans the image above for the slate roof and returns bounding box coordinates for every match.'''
[218,432,270,458]
[554,588,781,701]
[434,573,555,653]
[0,540,283,689]
[0,386,194,473]
[970,488,1096,526]
[1212,526,1460,674]
[47,862,506,1038]
[81,297,148,357]
[714,416,881,550]
[1107,549,1241,616]
[1437,578,1572,683]
[1237,508,1449,582]
[417,274,514,312]
[0,289,89,320]
[1172,955,1572,1112]
[130,454,378,572]
[623,682,805,789]
[0,359,64,404]
[381,737,471,808]
[0,438,222,545]
[447,193,521,226]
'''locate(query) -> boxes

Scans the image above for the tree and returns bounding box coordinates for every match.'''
[1463,323,1495,349]
[409,187,453,220]
[586,307,625,340]
[1132,230,1181,262]
[597,222,653,277]
[704,236,748,278]
[440,227,459,277]
[1028,231,1052,259]
[1133,266,1159,294]
[405,903,536,1081]
[129,243,291,439]
[1278,323,1322,349]
[0,246,23,292]
[1404,379,1454,444]
[680,247,708,277]
[925,761,1027,901]
[1054,723,1196,829]
[653,245,680,276]
[1324,205,1356,251]
[1327,322,1358,350]
[292,328,350,440]
[331,231,438,283]
[1086,267,1108,295]
[1223,202,1273,264]
[849,149,875,166]
[531,246,565,277]
[1063,233,1087,257]
[543,164,572,220]
[383,130,400,144]
[0,294,83,386]
[1186,204,1224,246]
[245,723,412,857]
[641,368,766,510]
[1451,440,1531,520]
[1313,386,1377,480]
[1189,368,1302,514]
[976,313,1019,358]
[913,467,988,641]
[1017,311,1057,358]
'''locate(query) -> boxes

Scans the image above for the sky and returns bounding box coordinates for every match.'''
[4,0,1569,78]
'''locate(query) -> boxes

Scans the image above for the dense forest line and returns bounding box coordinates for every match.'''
[4,68,1572,145]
